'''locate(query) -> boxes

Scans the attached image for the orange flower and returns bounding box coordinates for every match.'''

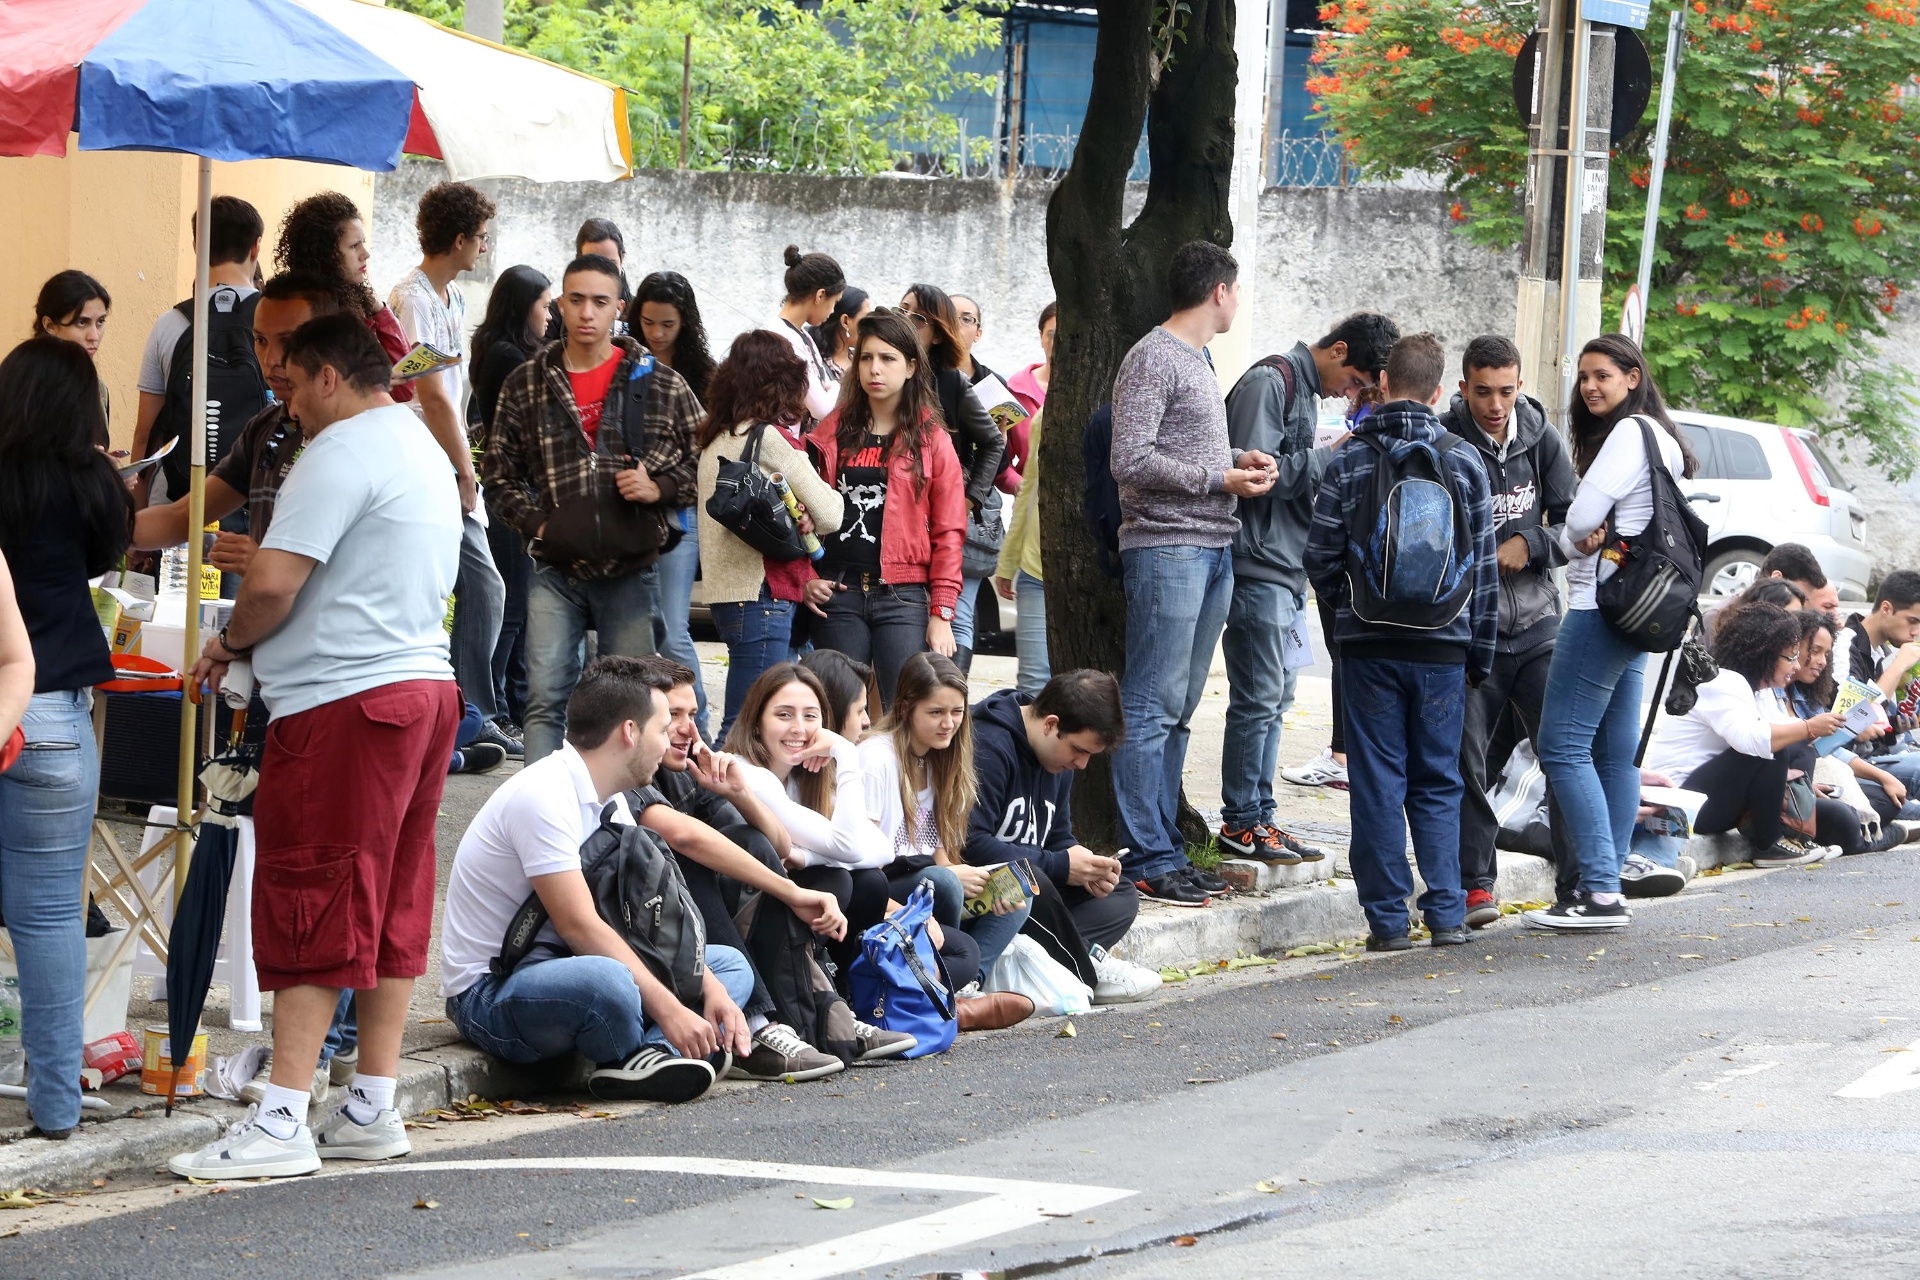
[1675,300,1701,316]
[1318,2,1342,20]
[1415,99,1434,114]
[1855,215,1884,236]
[1749,38,1763,51]
[1385,44,1410,61]
[1685,203,1710,221]
[1729,189,1752,207]
[1727,233,1744,249]
[1785,315,1808,330]
[1796,107,1824,125]
[1450,202,1466,221]
[1881,103,1904,123]
[1762,230,1787,248]
[1341,13,1371,33]
[1800,213,1824,232]
[1692,0,1706,11]
[1630,166,1650,188]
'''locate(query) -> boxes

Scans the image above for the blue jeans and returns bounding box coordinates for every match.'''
[1537,608,1648,896]
[654,509,710,738]
[322,989,357,1063]
[446,945,755,1065]
[485,517,532,725]
[524,562,659,762]
[452,513,506,721]
[711,587,796,746]
[952,573,987,652]
[903,864,1031,975]
[0,691,97,1132]
[447,700,484,770]
[1013,570,1051,696]
[1112,545,1234,880]
[1221,580,1301,830]
[1341,657,1468,938]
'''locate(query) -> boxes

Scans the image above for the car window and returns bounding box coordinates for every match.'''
[1679,424,1720,479]
[1715,427,1772,480]
[1800,433,1851,491]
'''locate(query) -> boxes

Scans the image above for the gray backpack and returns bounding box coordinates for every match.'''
[492,805,707,1006]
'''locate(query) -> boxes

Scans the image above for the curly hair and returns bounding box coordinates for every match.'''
[697,330,809,450]
[628,271,716,402]
[415,181,496,258]
[275,191,376,317]
[1794,608,1839,709]
[1711,601,1802,690]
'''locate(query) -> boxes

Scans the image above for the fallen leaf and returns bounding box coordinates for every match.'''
[1175,1235,1198,1247]
[1269,1031,1288,1041]
[1678,954,1706,960]
[0,1227,19,1239]
[1387,1014,1404,1024]
[414,1199,440,1211]
[1186,1077,1225,1085]
[90,1178,107,1189]
[1056,1021,1077,1039]
[1284,943,1339,958]
[1255,1180,1284,1193]
[0,1189,55,1210]
[498,1100,549,1115]
[1158,968,1190,983]
[812,1197,855,1210]
[1226,955,1278,969]
[1039,1210,1073,1218]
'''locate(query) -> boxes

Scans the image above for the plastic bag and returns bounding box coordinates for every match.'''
[983,935,1092,1017]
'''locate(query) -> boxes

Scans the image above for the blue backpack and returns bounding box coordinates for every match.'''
[848,883,956,1059]
[1344,433,1475,631]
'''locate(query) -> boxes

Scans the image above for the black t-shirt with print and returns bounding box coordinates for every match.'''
[821,433,888,573]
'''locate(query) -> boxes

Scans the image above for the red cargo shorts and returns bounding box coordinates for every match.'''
[250,678,461,992]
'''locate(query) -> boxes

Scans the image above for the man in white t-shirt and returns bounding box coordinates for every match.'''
[389,180,516,758]
[440,656,754,1103]
[171,316,464,1182]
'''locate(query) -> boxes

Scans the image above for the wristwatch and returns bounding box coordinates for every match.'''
[933,605,954,621]
[217,625,252,658]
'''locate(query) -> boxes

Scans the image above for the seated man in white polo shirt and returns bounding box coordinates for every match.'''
[439,656,754,1102]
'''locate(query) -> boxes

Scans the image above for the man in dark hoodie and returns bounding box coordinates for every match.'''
[1437,336,1585,920]
[1220,312,1399,864]
[965,670,1161,1004]
[1305,333,1498,952]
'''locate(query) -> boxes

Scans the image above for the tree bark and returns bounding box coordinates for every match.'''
[1037,0,1240,851]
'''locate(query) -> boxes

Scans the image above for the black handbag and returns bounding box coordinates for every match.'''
[1595,417,1709,653]
[706,423,810,561]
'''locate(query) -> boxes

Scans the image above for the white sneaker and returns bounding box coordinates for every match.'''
[239,1055,330,1107]
[1088,944,1161,1004]
[167,1107,321,1181]
[327,1045,359,1088]
[1619,853,1686,899]
[1281,749,1348,790]
[313,1105,411,1161]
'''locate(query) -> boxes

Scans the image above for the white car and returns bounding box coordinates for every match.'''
[1670,410,1873,601]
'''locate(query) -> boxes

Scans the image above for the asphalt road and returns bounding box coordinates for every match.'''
[9,846,1920,1279]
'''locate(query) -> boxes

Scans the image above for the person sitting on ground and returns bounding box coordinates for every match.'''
[1644,602,1858,865]
[965,670,1161,1004]
[619,655,852,1081]
[1784,610,1912,846]
[1704,574,1808,642]
[801,649,880,740]
[859,654,1035,1030]
[1834,569,1920,820]
[1760,542,1840,616]
[439,656,755,1104]
[723,662,922,1061]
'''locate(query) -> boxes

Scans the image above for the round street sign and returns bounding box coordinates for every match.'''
[1512,27,1653,143]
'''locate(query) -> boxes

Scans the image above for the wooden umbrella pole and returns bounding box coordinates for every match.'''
[174,157,213,889]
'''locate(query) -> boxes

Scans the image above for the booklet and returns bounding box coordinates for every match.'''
[1637,786,1708,839]
[964,859,1038,918]
[1816,677,1886,756]
[392,342,462,382]
[117,434,177,479]
[970,372,1031,434]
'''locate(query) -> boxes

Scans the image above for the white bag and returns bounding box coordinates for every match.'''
[983,935,1092,1016]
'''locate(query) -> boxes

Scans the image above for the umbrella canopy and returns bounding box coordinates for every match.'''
[161,819,238,1115]
[0,0,631,180]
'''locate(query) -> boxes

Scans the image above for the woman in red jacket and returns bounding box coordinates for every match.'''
[805,310,965,710]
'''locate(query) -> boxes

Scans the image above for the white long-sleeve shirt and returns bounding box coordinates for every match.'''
[1644,670,1780,787]
[1556,417,1685,611]
[858,733,940,862]
[738,737,893,870]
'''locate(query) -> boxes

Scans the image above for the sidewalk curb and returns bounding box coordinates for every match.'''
[0,832,1768,1192]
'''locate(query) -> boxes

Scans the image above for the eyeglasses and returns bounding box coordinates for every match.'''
[904,310,929,326]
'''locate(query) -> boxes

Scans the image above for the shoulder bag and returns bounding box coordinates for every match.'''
[706,423,811,561]
[1595,417,1709,652]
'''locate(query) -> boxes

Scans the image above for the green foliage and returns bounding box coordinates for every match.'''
[1309,0,1920,474]
[391,0,999,174]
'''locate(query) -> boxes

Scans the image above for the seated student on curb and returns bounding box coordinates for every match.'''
[1783,610,1908,850]
[1303,333,1499,952]
[802,649,880,740]
[859,654,1035,1030]
[1760,542,1841,616]
[439,656,755,1104]
[622,655,851,1081]
[1835,569,1920,821]
[965,670,1161,1004]
[723,662,923,1061]
[1645,603,1858,865]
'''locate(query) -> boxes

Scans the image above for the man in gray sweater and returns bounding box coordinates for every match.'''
[1108,242,1277,906]
[1219,313,1400,865]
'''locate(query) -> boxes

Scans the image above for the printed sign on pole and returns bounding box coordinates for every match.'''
[1584,0,1651,28]
[1621,283,1646,346]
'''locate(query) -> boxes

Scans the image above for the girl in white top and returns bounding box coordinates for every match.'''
[1645,601,1855,862]
[773,245,846,424]
[859,654,1032,982]
[1529,335,1701,932]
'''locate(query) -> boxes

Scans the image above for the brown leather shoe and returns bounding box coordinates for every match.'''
[957,992,1034,1032]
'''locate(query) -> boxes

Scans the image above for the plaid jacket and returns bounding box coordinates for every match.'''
[483,336,701,579]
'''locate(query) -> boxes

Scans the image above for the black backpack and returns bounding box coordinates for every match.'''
[732,889,859,1067]
[1081,403,1122,579]
[146,286,269,497]
[491,805,707,1006]
[1344,433,1476,631]
[1595,417,1709,653]
[705,423,810,561]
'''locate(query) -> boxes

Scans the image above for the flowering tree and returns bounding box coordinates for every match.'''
[1309,0,1920,473]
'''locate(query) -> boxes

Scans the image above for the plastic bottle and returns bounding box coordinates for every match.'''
[0,977,23,1086]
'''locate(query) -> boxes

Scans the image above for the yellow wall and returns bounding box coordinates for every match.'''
[1,148,375,450]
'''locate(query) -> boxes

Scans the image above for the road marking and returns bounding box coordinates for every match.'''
[1836,1037,1920,1099]
[368,1155,1134,1280]
[1694,1060,1779,1091]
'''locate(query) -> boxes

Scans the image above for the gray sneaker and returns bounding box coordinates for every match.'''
[168,1108,321,1181]
[313,1105,411,1161]
[327,1045,359,1088]
[727,1023,846,1082]
[239,1055,330,1107]
[853,1020,917,1062]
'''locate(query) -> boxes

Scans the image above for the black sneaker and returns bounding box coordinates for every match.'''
[1523,896,1630,931]
[1184,865,1232,896]
[589,1046,715,1103]
[474,718,524,758]
[1365,934,1412,952]
[1428,926,1471,947]
[1264,824,1327,862]
[1751,837,1828,868]
[1137,874,1212,907]
[450,742,507,775]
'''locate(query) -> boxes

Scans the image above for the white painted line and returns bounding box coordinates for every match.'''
[368,1155,1135,1280]
[1693,1060,1779,1091]
[1835,1037,1920,1099]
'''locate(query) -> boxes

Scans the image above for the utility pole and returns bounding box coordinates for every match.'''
[1516,0,1618,429]
[1212,0,1275,390]
[463,0,503,43]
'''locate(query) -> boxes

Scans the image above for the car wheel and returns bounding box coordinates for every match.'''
[1703,548,1766,597]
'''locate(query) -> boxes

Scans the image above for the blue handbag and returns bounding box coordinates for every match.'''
[848,883,957,1059]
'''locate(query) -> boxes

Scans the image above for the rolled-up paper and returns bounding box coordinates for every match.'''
[219,659,255,710]
[769,473,825,560]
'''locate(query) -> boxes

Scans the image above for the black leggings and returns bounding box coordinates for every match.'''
[1317,593,1344,756]
[676,853,776,1020]
[791,863,981,992]
[1688,747,1863,855]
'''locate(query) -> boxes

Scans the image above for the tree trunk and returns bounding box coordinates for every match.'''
[1037,0,1241,851]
